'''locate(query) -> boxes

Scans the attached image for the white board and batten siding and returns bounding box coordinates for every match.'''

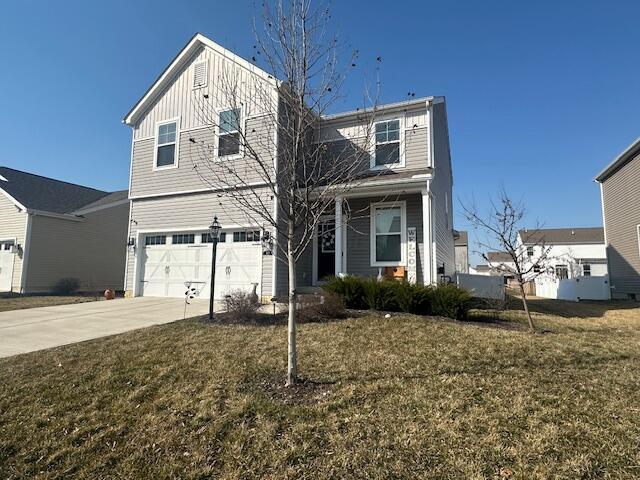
[133,44,277,141]
[0,194,27,292]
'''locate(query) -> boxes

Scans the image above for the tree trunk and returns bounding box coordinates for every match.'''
[519,282,536,332]
[286,225,298,386]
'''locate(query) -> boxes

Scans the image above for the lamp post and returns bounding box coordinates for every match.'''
[209,216,221,321]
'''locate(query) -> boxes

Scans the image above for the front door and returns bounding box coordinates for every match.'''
[317,219,335,281]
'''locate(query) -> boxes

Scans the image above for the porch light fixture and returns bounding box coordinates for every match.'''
[208,216,221,321]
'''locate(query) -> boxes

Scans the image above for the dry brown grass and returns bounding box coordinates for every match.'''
[0,295,99,313]
[1,299,640,479]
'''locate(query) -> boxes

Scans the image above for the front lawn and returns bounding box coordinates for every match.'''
[0,295,100,312]
[1,300,639,478]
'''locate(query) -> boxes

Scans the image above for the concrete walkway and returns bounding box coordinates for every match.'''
[0,297,210,358]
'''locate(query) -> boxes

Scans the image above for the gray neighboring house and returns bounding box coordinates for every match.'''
[596,137,640,299]
[454,230,469,273]
[0,167,129,293]
[121,33,455,301]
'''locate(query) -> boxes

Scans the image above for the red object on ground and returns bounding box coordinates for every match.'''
[104,289,115,300]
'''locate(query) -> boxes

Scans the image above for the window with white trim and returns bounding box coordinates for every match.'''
[527,246,534,257]
[218,109,241,157]
[371,203,405,266]
[582,264,591,277]
[145,235,166,246]
[193,60,208,89]
[172,234,195,245]
[555,264,569,280]
[373,119,401,167]
[155,121,177,168]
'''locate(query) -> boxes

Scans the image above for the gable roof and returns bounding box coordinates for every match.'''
[595,136,640,182]
[519,227,604,245]
[486,251,513,263]
[0,167,118,215]
[71,190,129,214]
[123,33,278,126]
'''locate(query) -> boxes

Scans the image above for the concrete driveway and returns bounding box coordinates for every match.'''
[0,297,209,358]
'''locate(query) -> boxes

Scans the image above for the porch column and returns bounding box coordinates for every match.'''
[335,195,343,276]
[422,187,433,285]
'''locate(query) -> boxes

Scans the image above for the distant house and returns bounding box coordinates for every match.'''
[0,167,129,293]
[596,138,640,299]
[519,228,607,280]
[470,264,491,276]
[454,230,469,273]
[485,251,516,283]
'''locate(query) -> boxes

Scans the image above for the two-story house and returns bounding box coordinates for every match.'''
[519,227,607,279]
[596,137,640,300]
[121,33,454,300]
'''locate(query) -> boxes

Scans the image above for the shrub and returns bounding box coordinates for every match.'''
[225,290,260,321]
[363,278,400,311]
[52,278,80,296]
[322,276,367,309]
[395,282,432,315]
[323,276,471,319]
[298,292,347,323]
[430,284,472,320]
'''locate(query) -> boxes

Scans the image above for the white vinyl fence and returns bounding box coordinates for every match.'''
[535,275,611,302]
[456,273,505,300]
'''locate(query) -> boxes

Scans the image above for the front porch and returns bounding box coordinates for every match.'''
[294,178,435,289]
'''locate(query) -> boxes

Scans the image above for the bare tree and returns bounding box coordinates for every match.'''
[461,190,552,332]
[186,0,381,385]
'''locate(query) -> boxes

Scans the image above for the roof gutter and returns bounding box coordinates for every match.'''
[595,136,640,182]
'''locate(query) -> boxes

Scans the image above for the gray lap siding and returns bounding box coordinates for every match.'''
[125,189,275,297]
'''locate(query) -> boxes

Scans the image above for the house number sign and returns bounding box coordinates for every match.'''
[407,227,417,284]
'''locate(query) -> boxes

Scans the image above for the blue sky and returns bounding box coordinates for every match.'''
[2,1,639,263]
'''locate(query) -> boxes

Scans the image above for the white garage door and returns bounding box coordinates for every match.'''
[138,232,262,299]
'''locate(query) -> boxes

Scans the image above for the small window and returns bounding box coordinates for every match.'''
[555,264,569,280]
[371,204,405,265]
[193,60,208,88]
[218,109,241,157]
[201,232,226,243]
[145,235,166,246]
[374,119,401,167]
[233,230,260,242]
[155,121,177,168]
[533,265,540,273]
[583,264,591,277]
[2,241,14,251]
[172,234,195,245]
[527,246,534,257]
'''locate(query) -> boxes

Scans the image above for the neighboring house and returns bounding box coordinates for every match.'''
[486,251,516,283]
[596,138,640,299]
[519,228,607,279]
[454,230,469,273]
[0,167,129,293]
[121,33,455,301]
[470,264,491,276]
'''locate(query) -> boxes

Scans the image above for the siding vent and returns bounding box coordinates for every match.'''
[193,60,208,88]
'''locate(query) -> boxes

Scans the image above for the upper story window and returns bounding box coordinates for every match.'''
[582,264,591,277]
[155,120,179,169]
[555,264,569,280]
[193,60,208,89]
[527,246,534,257]
[371,202,406,266]
[218,109,241,157]
[373,119,402,168]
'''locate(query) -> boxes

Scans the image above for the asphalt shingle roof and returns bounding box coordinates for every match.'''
[519,227,604,245]
[486,251,513,263]
[454,230,468,246]
[0,167,120,214]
